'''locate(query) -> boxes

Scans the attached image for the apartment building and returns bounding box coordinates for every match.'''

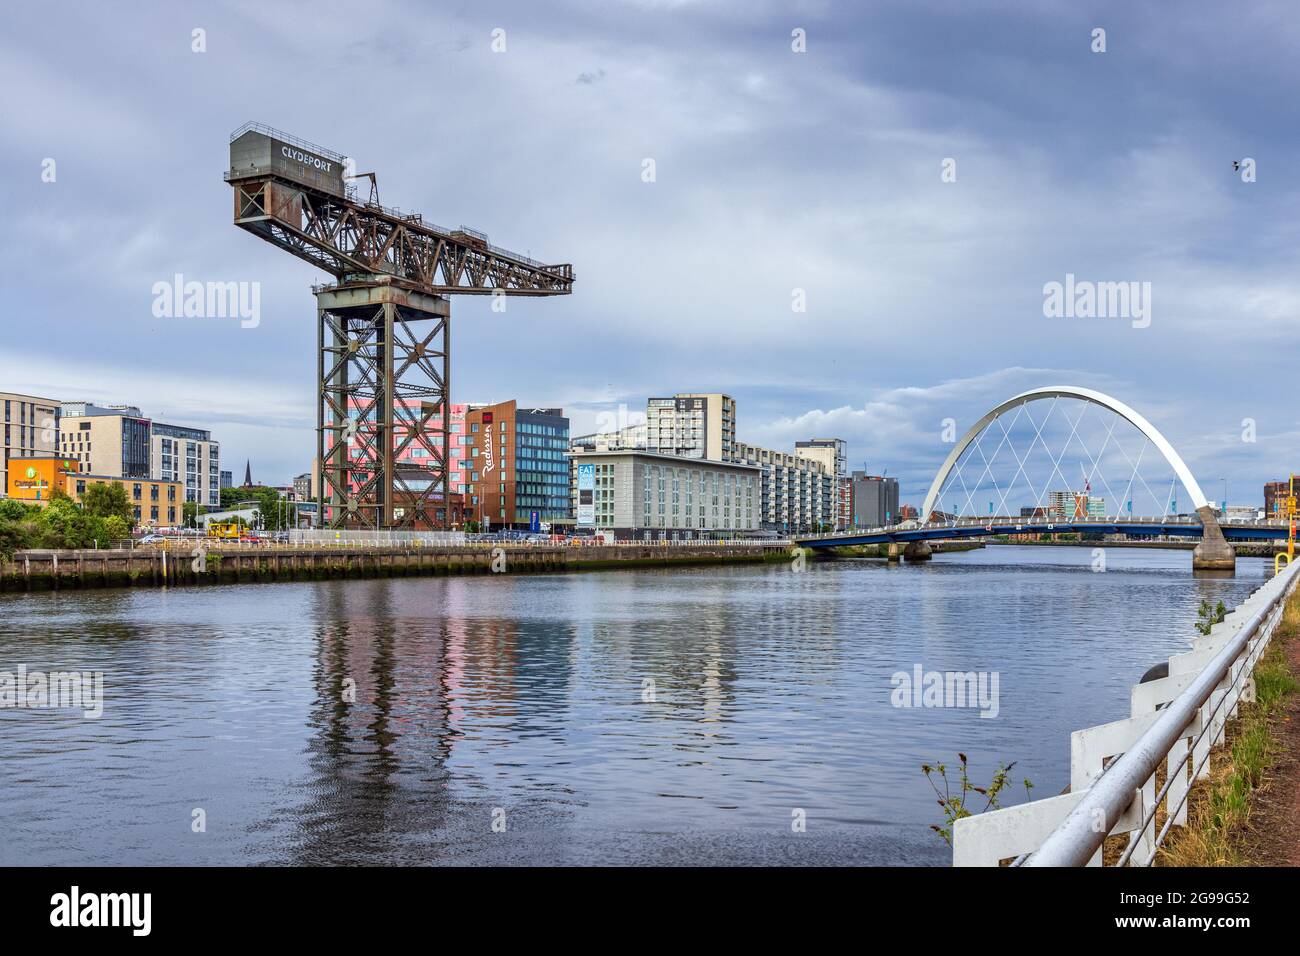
[796,438,850,530]
[1,391,61,494]
[646,393,737,462]
[152,422,220,507]
[734,441,835,533]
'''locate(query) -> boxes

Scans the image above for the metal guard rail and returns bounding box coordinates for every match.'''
[1022,558,1300,866]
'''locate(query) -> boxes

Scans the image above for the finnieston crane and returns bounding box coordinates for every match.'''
[224,123,574,530]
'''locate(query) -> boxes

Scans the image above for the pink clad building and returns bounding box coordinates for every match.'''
[344,400,469,496]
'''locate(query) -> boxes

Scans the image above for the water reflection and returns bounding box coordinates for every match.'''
[0,547,1269,866]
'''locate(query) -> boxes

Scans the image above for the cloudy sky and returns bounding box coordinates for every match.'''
[3,0,1298,508]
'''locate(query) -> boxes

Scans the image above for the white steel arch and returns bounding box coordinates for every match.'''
[920,386,1209,522]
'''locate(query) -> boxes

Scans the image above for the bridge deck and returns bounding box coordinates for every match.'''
[796,518,1290,549]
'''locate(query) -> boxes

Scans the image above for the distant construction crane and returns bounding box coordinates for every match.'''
[224,123,573,529]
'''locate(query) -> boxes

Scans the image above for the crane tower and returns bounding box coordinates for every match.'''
[224,123,573,529]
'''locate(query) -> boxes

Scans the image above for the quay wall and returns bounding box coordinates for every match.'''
[0,543,792,592]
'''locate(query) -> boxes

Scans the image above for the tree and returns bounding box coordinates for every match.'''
[245,486,291,530]
[103,515,129,542]
[0,516,35,558]
[220,486,249,510]
[82,481,134,525]
[37,493,90,549]
[0,499,30,522]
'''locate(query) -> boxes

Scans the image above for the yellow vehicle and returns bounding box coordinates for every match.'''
[207,522,245,540]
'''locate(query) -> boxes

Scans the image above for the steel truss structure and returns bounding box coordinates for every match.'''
[317,281,449,529]
[226,123,572,528]
[228,176,574,296]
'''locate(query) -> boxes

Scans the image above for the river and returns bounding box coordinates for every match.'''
[0,545,1270,865]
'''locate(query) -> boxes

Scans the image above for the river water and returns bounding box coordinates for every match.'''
[0,545,1270,866]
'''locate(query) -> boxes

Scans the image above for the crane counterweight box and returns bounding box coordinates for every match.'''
[228,123,347,199]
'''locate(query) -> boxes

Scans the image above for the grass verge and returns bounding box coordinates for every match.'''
[1153,593,1300,866]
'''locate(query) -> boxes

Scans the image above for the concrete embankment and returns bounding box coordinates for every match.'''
[987,538,1286,557]
[0,543,792,592]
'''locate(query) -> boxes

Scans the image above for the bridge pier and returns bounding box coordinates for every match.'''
[1192,505,1235,572]
[903,540,932,562]
[887,541,933,562]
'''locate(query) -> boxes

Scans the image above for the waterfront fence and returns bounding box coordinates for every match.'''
[113,533,794,553]
[952,558,1300,866]
[289,530,466,547]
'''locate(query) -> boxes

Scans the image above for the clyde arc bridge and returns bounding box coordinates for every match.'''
[796,386,1286,571]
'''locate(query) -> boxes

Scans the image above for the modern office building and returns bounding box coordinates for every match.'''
[796,438,849,530]
[60,403,219,506]
[6,456,183,527]
[220,470,234,489]
[152,422,220,507]
[570,448,759,538]
[1,391,61,494]
[59,403,152,479]
[460,401,570,530]
[293,472,312,501]
[646,393,737,462]
[851,472,899,528]
[735,441,836,533]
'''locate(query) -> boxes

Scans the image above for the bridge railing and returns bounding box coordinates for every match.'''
[798,515,1289,541]
[952,559,1300,866]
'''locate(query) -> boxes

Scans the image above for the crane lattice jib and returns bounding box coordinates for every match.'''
[225,125,573,296]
